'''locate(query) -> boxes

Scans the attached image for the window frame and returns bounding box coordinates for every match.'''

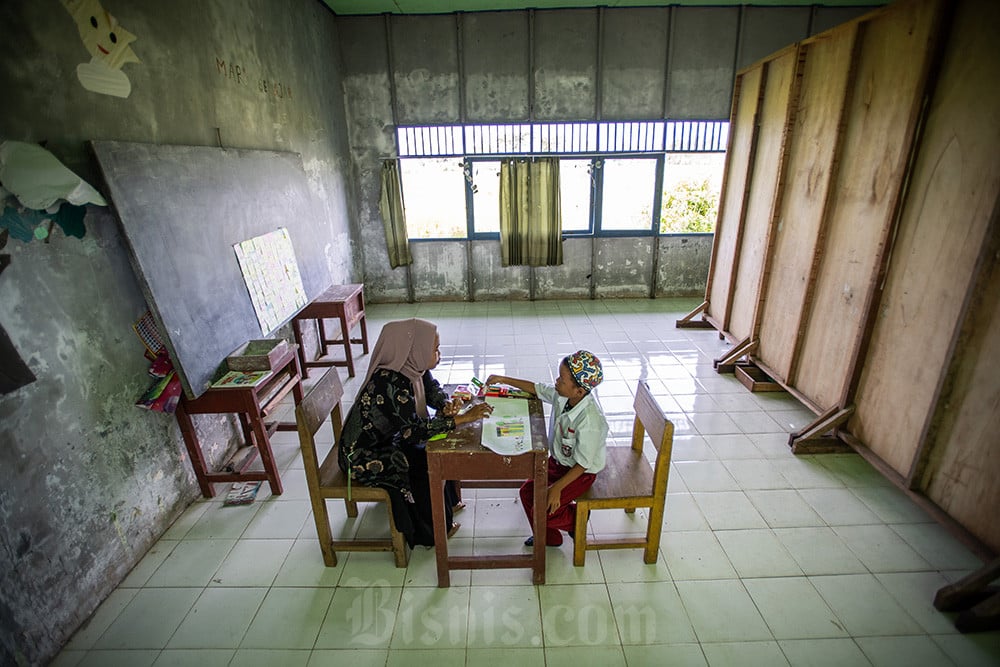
[396,120,727,241]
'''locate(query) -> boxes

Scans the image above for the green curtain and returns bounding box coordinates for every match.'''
[498,157,563,267]
[379,159,411,268]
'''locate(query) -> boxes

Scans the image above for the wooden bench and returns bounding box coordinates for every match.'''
[295,367,408,568]
[572,381,674,566]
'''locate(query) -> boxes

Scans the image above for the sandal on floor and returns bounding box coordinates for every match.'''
[452,501,466,514]
[448,522,461,538]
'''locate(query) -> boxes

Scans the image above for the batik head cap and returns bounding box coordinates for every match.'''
[565,350,603,391]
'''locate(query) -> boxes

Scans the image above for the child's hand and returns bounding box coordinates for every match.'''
[546,487,562,514]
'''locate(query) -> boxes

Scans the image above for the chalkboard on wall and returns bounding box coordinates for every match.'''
[92,141,331,399]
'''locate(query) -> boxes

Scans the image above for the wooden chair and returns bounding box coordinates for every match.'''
[573,380,674,567]
[296,368,409,568]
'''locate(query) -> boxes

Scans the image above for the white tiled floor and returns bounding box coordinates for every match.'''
[55,298,1000,666]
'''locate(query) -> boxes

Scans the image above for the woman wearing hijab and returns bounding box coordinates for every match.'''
[337,318,493,547]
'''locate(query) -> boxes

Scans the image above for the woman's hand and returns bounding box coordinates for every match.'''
[485,374,504,386]
[441,398,463,417]
[453,401,493,425]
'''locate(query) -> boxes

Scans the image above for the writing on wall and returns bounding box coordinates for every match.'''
[215,57,293,100]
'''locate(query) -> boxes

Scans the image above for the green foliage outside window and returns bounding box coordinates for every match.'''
[659,179,718,234]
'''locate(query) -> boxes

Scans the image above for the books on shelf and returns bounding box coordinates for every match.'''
[211,369,273,390]
[135,370,182,413]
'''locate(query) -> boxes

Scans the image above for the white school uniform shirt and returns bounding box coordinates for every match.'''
[534,382,609,474]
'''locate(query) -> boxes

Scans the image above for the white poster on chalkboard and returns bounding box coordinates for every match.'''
[234,227,306,335]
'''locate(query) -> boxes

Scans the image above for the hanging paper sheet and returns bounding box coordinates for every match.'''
[234,227,307,335]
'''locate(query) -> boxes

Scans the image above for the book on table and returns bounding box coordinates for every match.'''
[211,369,273,390]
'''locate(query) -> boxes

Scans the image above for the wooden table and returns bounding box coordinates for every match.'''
[291,283,369,378]
[427,397,549,587]
[175,343,303,498]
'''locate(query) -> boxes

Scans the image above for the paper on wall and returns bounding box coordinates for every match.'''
[0,141,107,210]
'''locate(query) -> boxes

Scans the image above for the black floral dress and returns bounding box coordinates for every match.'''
[338,368,458,546]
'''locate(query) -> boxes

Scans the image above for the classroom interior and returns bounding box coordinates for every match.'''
[51,300,1000,666]
[2,0,999,665]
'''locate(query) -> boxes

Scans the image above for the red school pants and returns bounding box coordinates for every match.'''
[520,456,597,546]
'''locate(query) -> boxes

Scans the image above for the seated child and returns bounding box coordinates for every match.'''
[486,350,609,547]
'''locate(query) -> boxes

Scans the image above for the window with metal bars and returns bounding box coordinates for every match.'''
[398,120,728,157]
[396,120,727,239]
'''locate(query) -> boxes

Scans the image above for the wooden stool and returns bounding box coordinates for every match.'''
[292,283,369,378]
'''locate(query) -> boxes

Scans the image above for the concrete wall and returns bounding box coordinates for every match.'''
[370,234,714,302]
[336,5,878,303]
[0,1,356,664]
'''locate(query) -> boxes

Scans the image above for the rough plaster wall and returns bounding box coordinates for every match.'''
[594,237,655,297]
[472,241,531,300]
[667,7,740,120]
[410,242,468,299]
[534,9,597,120]
[0,1,355,663]
[0,211,187,666]
[534,238,594,300]
[391,14,460,124]
[601,8,670,120]
[463,12,530,122]
[338,16,408,303]
[656,234,713,297]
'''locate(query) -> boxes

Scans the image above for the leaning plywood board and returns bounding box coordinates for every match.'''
[705,66,761,333]
[851,0,1000,478]
[755,29,857,385]
[726,47,798,343]
[922,235,1000,554]
[792,0,941,411]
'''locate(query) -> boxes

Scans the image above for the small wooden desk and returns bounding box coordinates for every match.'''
[292,283,369,378]
[175,344,303,498]
[427,397,549,587]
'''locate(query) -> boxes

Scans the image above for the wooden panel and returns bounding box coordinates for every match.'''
[705,66,761,331]
[851,0,1000,478]
[756,30,857,383]
[923,241,1000,553]
[727,48,798,342]
[792,0,941,410]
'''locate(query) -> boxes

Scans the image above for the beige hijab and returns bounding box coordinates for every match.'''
[362,318,438,418]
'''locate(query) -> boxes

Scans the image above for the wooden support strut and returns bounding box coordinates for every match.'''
[713,338,756,373]
[788,404,855,454]
[934,557,1000,634]
[675,300,714,329]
